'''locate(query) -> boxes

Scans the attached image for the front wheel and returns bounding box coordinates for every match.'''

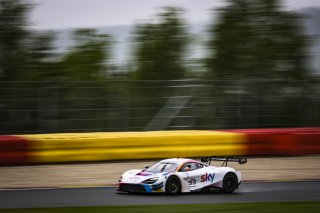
[165,176,181,194]
[222,173,238,193]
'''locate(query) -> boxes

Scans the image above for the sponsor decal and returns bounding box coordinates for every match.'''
[162,172,169,176]
[201,173,215,183]
[188,178,197,185]
[128,176,141,182]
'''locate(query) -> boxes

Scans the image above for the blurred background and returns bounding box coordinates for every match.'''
[0,0,320,134]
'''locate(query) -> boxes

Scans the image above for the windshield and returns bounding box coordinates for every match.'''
[145,162,178,173]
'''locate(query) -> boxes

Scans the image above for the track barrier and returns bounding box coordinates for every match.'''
[0,128,319,165]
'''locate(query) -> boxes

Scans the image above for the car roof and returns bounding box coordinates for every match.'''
[159,158,200,165]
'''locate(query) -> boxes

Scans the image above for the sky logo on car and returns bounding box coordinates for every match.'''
[201,173,215,183]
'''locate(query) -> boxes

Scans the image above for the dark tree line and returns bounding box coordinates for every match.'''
[0,0,318,133]
[1,0,312,82]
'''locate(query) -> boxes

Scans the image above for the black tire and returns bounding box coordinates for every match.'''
[222,173,238,193]
[165,176,181,194]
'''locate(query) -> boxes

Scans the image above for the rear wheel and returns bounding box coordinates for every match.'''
[222,173,238,193]
[165,176,181,194]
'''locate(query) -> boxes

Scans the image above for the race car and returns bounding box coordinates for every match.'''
[117,156,247,194]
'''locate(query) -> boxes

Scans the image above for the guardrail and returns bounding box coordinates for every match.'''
[227,128,320,156]
[0,128,319,165]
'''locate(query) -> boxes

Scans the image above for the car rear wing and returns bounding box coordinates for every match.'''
[200,156,247,167]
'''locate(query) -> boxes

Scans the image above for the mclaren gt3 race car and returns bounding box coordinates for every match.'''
[117,156,247,194]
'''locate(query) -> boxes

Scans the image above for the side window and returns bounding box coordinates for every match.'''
[197,163,204,169]
[179,162,198,172]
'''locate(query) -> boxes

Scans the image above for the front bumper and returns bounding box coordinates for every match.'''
[118,183,148,192]
[118,182,164,193]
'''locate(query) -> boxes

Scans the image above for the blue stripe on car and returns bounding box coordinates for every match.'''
[144,184,152,193]
[151,182,164,190]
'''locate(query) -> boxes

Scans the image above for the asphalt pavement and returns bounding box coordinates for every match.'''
[0,181,320,209]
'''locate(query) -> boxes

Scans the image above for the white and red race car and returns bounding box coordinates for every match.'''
[117,156,247,194]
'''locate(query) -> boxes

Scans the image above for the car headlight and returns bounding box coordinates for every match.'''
[142,177,159,184]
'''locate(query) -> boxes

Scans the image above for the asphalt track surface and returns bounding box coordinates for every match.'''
[0,181,320,209]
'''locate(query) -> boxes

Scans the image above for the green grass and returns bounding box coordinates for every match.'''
[1,202,319,213]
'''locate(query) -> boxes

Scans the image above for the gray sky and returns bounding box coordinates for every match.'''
[31,0,320,30]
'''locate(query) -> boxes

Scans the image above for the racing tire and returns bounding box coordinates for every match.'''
[222,172,238,193]
[165,176,181,195]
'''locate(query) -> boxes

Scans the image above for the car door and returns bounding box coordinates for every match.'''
[178,162,207,191]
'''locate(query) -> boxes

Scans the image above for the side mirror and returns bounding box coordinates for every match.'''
[144,165,149,169]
